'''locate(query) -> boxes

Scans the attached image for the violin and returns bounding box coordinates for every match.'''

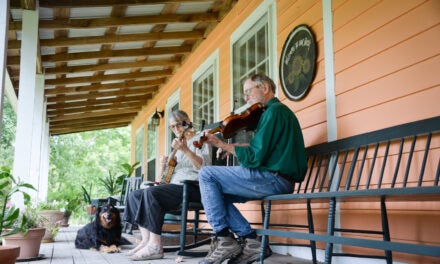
[193,103,265,149]
[160,121,192,184]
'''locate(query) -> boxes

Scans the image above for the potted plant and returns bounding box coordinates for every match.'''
[3,207,46,260]
[0,166,44,263]
[36,200,63,243]
[59,197,80,227]
[99,170,124,198]
[81,185,96,221]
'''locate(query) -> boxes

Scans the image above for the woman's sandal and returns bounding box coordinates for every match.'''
[129,245,164,261]
[124,241,147,256]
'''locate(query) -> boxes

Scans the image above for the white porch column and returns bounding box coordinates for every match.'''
[323,0,341,255]
[12,9,40,206]
[31,74,46,200]
[38,105,50,201]
[0,0,9,134]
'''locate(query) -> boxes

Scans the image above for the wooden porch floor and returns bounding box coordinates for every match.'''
[17,225,310,264]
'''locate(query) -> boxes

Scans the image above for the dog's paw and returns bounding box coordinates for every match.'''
[100,245,121,253]
[109,245,121,253]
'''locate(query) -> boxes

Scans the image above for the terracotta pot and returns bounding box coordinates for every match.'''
[1,227,45,260]
[60,211,72,227]
[0,245,20,264]
[39,210,64,243]
[86,204,97,215]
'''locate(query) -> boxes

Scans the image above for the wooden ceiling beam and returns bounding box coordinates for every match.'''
[6,45,189,67]
[46,94,151,110]
[48,106,142,119]
[9,0,36,9]
[40,46,192,63]
[47,86,158,103]
[44,59,180,75]
[50,116,134,129]
[40,13,217,30]
[44,78,165,95]
[45,78,164,95]
[50,121,132,136]
[47,101,146,116]
[44,69,171,86]
[50,116,132,129]
[8,31,203,49]
[44,31,202,46]
[37,0,213,8]
[49,108,140,122]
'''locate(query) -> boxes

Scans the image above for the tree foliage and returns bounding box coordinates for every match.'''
[48,127,131,200]
[0,96,16,169]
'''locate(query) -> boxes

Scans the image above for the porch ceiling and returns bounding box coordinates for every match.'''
[7,0,235,136]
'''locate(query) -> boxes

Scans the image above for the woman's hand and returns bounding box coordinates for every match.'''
[172,137,188,151]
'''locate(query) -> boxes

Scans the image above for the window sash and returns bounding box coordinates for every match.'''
[232,14,269,109]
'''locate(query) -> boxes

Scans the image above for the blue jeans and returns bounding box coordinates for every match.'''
[198,165,293,237]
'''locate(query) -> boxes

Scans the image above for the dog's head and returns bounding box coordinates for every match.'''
[96,204,121,230]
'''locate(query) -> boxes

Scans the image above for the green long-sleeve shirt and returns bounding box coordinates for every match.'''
[235,97,307,182]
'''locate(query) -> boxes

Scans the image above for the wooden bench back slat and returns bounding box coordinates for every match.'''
[391,138,404,188]
[345,147,359,191]
[318,154,330,192]
[418,133,432,187]
[435,159,440,186]
[403,136,417,187]
[354,146,367,190]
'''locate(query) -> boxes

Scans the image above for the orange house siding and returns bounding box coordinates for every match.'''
[131,0,440,262]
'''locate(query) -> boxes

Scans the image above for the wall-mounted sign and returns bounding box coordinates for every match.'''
[279,24,317,101]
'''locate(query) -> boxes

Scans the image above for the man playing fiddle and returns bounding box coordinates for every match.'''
[198,73,307,264]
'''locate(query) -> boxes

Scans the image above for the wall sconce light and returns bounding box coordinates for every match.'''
[150,108,164,127]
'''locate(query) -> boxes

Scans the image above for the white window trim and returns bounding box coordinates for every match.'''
[192,49,220,123]
[135,125,144,164]
[165,88,181,152]
[229,0,278,113]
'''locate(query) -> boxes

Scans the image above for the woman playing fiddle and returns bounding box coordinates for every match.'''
[123,110,211,261]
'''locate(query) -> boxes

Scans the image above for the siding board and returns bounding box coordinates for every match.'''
[338,86,439,137]
[337,55,440,118]
[335,1,440,75]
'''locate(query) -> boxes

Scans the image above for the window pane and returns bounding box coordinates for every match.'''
[135,127,144,163]
[232,14,270,110]
[193,66,215,130]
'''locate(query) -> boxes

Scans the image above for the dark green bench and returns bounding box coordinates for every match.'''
[257,116,440,264]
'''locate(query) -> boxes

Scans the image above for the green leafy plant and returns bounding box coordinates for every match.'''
[63,197,81,215]
[120,162,140,178]
[98,170,124,196]
[20,206,45,229]
[98,162,140,196]
[0,167,37,238]
[81,185,92,205]
[37,200,64,211]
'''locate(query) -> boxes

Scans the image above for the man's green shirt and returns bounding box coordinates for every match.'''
[235,98,307,182]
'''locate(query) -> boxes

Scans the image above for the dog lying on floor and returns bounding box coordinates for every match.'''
[75,203,127,253]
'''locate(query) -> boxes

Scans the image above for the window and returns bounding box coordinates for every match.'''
[192,51,219,130]
[231,0,276,111]
[135,126,144,169]
[146,124,157,182]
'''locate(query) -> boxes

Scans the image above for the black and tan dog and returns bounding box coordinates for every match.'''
[75,203,124,253]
